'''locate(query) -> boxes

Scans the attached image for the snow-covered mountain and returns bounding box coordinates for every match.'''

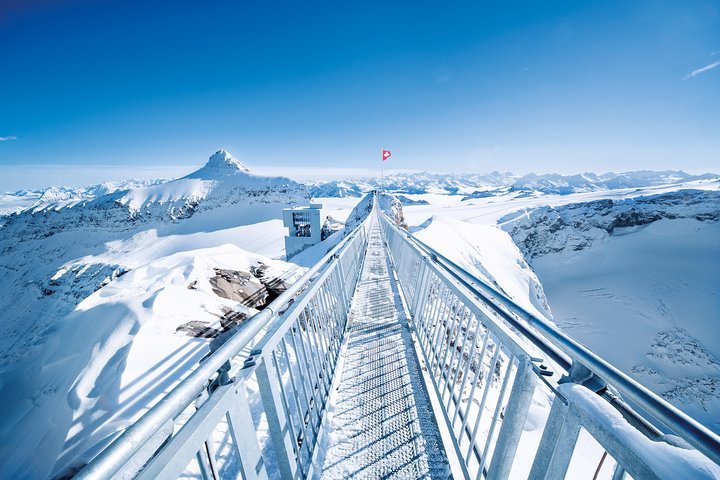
[0,178,169,216]
[306,180,365,198]
[508,170,718,195]
[2,161,719,476]
[0,150,307,220]
[500,189,720,258]
[498,188,720,433]
[0,150,310,478]
[307,169,718,198]
[308,171,515,197]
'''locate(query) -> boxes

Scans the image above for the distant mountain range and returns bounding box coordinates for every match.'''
[306,170,719,198]
[0,150,307,219]
[0,179,167,216]
[3,167,717,215]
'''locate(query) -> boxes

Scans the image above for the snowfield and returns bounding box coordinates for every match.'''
[0,151,313,478]
[399,180,720,436]
[21,245,298,478]
[529,216,720,433]
[412,216,551,321]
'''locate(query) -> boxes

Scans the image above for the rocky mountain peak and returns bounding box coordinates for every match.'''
[203,149,250,174]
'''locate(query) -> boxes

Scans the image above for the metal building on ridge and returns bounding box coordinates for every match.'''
[283,203,323,259]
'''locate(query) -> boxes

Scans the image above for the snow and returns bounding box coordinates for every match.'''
[0,150,316,478]
[560,383,720,479]
[0,190,43,216]
[118,178,215,213]
[53,245,298,477]
[307,169,718,198]
[0,240,302,478]
[187,149,251,176]
[0,179,169,217]
[500,189,720,258]
[400,177,720,229]
[533,218,720,432]
[309,197,363,224]
[412,216,551,321]
[117,150,302,215]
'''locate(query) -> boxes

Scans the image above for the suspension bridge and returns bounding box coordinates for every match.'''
[76,194,720,479]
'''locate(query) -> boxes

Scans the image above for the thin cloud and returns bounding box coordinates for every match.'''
[684,60,720,79]
[0,136,17,142]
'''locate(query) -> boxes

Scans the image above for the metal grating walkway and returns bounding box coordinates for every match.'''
[318,219,450,479]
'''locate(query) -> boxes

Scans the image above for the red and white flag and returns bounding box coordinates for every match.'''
[382,149,391,161]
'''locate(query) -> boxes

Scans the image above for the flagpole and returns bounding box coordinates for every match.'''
[381,149,384,192]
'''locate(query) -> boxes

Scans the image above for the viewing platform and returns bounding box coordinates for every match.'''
[76,194,720,480]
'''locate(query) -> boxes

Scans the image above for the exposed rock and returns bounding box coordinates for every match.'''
[207,263,287,310]
[321,216,344,240]
[461,190,498,201]
[175,321,220,338]
[219,308,248,330]
[378,192,409,230]
[344,191,409,231]
[209,268,268,308]
[396,195,430,206]
[501,189,720,259]
[250,263,288,305]
[175,308,249,339]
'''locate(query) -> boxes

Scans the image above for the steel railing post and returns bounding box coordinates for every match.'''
[612,464,627,480]
[487,356,538,480]
[467,344,503,460]
[228,381,269,480]
[411,261,430,317]
[527,394,571,480]
[255,357,297,479]
[543,407,581,480]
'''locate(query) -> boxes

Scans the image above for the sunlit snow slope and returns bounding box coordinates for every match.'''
[503,190,720,433]
[0,150,311,478]
[401,180,720,435]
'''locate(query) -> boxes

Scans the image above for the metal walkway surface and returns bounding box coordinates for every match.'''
[318,219,450,479]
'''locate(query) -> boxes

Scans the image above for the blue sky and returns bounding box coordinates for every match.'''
[0,0,718,190]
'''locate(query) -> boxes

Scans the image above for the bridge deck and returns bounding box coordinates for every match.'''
[318,219,449,479]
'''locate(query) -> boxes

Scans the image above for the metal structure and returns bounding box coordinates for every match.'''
[318,215,450,478]
[283,203,324,259]
[379,202,720,480]
[76,194,720,480]
[75,212,371,480]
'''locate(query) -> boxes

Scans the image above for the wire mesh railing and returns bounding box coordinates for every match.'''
[72,194,720,480]
[75,215,371,480]
[379,207,720,480]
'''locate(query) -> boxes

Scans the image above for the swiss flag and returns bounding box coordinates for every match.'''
[382,149,391,161]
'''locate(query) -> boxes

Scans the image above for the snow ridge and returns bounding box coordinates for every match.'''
[501,187,720,433]
[307,170,718,198]
[500,189,720,259]
[0,150,310,478]
[185,149,250,178]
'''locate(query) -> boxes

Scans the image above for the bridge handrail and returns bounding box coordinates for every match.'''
[398,217,720,464]
[378,210,720,476]
[75,213,372,479]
